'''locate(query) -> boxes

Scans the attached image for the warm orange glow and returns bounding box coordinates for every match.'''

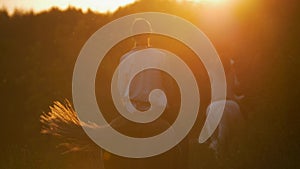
[0,0,136,15]
[178,0,228,4]
[188,0,226,3]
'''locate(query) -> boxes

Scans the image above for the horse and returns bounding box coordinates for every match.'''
[205,59,246,164]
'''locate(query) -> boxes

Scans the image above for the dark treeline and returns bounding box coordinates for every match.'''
[0,0,299,168]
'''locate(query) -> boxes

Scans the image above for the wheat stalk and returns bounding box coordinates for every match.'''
[40,100,99,153]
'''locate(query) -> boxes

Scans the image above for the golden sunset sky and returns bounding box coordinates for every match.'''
[0,0,231,15]
[0,0,136,14]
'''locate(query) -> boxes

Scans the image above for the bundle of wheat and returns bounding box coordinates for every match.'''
[40,100,99,153]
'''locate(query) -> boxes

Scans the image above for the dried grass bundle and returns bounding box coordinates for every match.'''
[40,100,99,153]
